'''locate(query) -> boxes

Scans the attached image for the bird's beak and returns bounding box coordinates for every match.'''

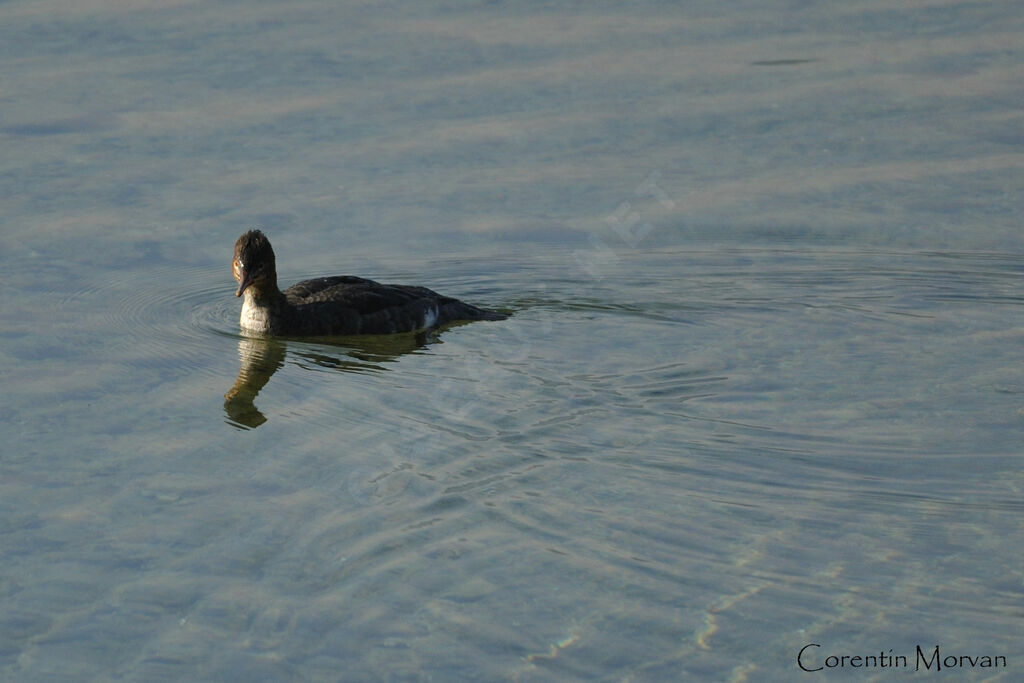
[235,269,254,297]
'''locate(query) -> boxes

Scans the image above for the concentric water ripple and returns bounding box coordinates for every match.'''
[5,244,1024,682]
[54,263,238,382]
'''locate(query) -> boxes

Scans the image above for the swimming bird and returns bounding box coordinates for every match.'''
[232,230,507,335]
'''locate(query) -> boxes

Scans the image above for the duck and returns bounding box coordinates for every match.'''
[232,230,507,335]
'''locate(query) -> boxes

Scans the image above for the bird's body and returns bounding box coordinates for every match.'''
[232,230,506,336]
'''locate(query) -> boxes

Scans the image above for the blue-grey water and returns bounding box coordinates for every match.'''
[2,1,1023,681]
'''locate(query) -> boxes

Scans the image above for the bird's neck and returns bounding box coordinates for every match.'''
[240,285,288,334]
[244,277,285,305]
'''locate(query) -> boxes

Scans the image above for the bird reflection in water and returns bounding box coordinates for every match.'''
[223,330,438,429]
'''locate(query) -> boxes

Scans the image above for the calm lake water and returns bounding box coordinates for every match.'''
[2,1,1023,680]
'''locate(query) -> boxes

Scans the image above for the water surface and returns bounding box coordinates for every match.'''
[1,1,1023,681]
